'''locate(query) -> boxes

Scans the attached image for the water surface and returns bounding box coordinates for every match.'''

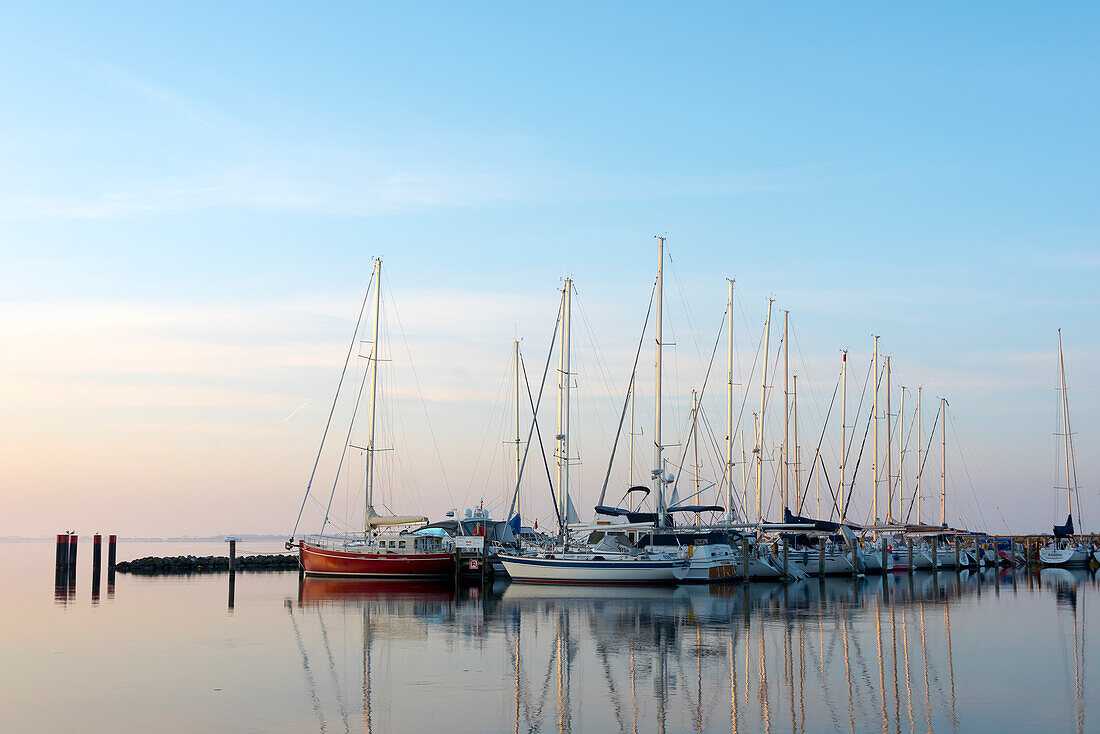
[2,541,1094,733]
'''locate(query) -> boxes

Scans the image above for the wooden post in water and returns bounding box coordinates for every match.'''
[907,538,913,576]
[108,534,117,571]
[91,534,102,600]
[850,537,857,577]
[953,537,960,572]
[55,534,68,575]
[741,537,749,581]
[782,537,789,580]
[818,540,826,577]
[931,541,938,573]
[881,540,888,574]
[67,534,78,585]
[227,538,236,610]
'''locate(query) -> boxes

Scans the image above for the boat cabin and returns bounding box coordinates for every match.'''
[370,533,446,554]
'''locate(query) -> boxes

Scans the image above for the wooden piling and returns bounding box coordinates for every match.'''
[881,540,888,574]
[907,538,913,575]
[818,541,825,577]
[107,535,117,571]
[67,534,78,583]
[850,537,857,577]
[931,541,938,572]
[228,539,236,573]
[741,538,749,581]
[782,538,789,580]
[55,534,68,575]
[953,537,959,571]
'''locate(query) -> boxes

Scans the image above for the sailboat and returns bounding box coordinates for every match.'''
[1039,330,1091,568]
[499,244,689,585]
[290,258,455,577]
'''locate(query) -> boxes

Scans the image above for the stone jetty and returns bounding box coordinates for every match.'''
[115,554,299,574]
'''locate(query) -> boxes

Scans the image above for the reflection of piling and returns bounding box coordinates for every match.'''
[107,535,117,594]
[91,534,102,601]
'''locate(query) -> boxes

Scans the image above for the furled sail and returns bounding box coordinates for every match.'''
[1053,513,1074,538]
[365,506,427,529]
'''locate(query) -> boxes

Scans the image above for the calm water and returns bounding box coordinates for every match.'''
[2,541,1095,733]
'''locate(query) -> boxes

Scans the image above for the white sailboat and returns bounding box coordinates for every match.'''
[1039,330,1091,568]
[498,252,689,585]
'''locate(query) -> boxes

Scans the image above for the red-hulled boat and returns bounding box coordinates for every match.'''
[297,531,454,577]
[287,257,453,579]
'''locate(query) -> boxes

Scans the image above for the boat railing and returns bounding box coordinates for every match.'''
[301,534,369,552]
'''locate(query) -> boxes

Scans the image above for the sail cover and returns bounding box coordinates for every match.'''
[1053,513,1075,538]
[365,506,428,529]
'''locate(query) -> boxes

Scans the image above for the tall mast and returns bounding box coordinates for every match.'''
[756,299,773,524]
[885,355,892,523]
[793,373,799,512]
[898,385,904,525]
[692,388,700,524]
[940,397,947,527]
[840,350,847,523]
[364,257,383,523]
[557,281,572,538]
[628,379,635,507]
[1058,329,1073,519]
[740,427,748,519]
[916,387,922,525]
[872,336,879,523]
[782,309,790,513]
[726,279,735,521]
[514,339,521,514]
[654,237,666,523]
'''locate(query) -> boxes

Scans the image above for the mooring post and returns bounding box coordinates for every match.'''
[229,539,236,573]
[55,534,68,575]
[108,534,117,572]
[881,540,888,574]
[91,534,102,600]
[818,541,826,577]
[953,537,960,572]
[68,534,78,584]
[850,537,857,578]
[741,537,749,581]
[782,537,789,580]
[907,538,913,575]
[931,541,938,573]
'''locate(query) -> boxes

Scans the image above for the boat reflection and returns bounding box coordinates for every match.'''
[284,569,1094,733]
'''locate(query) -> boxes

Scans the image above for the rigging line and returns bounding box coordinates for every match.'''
[506,296,563,520]
[464,353,513,506]
[839,355,874,519]
[291,273,375,540]
[598,279,657,505]
[668,301,726,503]
[521,354,564,531]
[902,409,942,524]
[946,412,991,532]
[842,361,880,522]
[385,280,455,505]
[319,338,375,536]
[795,374,840,516]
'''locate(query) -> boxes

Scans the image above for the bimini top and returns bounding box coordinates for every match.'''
[668,505,725,514]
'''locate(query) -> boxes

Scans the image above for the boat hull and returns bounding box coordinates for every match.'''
[299,542,455,577]
[1039,546,1092,568]
[499,554,688,585]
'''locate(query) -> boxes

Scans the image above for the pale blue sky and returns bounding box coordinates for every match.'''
[1,3,1098,536]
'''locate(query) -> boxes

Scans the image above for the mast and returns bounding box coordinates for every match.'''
[872,336,879,523]
[726,279,735,521]
[840,350,847,523]
[364,257,383,526]
[692,389,700,525]
[757,299,774,523]
[793,374,799,512]
[1058,329,1073,520]
[783,309,789,513]
[940,397,947,528]
[916,387,922,525]
[886,355,892,523]
[654,237,666,524]
[514,339,521,515]
[898,385,904,526]
[628,379,635,508]
[557,281,572,539]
